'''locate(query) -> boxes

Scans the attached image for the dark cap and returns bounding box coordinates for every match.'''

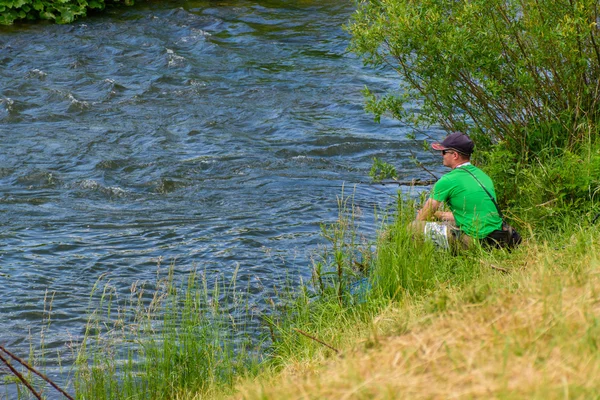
[431,132,474,155]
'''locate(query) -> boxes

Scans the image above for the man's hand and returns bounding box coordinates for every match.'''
[416,198,442,221]
[434,211,455,222]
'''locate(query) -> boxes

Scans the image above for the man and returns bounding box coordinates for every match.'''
[411,132,503,249]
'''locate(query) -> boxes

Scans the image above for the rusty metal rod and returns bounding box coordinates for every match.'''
[294,328,340,354]
[0,345,75,400]
[0,351,43,400]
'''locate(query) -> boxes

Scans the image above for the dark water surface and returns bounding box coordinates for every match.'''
[0,0,441,393]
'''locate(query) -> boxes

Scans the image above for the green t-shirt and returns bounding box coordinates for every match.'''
[430,164,502,239]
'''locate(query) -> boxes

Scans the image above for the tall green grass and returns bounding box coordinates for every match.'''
[230,218,600,399]
[73,264,262,400]
[262,190,500,367]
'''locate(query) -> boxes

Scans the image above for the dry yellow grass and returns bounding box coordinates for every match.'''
[224,240,600,399]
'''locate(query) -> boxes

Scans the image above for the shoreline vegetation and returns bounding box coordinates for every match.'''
[230,228,600,399]
[3,0,600,399]
[0,0,134,25]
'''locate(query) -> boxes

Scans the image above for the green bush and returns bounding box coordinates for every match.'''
[0,0,134,25]
[478,142,600,232]
[347,0,600,158]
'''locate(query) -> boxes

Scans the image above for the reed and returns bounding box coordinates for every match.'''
[73,263,262,400]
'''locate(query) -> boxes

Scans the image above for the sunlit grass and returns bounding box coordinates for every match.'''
[229,208,600,399]
[73,264,263,400]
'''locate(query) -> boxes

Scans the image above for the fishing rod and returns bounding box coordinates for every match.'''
[366,179,437,202]
[329,178,439,203]
[363,178,438,187]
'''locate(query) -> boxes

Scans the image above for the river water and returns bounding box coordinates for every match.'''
[0,0,442,394]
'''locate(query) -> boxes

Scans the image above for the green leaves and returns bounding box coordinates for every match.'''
[0,0,134,24]
[369,157,398,182]
[348,0,600,158]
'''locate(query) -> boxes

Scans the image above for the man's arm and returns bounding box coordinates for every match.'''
[416,198,456,222]
[416,198,442,221]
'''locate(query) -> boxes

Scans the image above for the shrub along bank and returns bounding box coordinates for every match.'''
[347,0,600,232]
[347,0,600,159]
[0,0,135,25]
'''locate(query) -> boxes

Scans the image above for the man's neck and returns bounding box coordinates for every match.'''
[453,161,471,169]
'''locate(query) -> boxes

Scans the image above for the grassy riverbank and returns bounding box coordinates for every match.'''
[148,184,596,399]
[196,201,598,399]
[226,225,600,399]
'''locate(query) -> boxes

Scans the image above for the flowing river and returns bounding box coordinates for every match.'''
[0,0,443,394]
